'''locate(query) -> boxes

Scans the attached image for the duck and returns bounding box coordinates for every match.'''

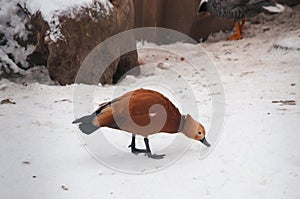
[73,88,210,159]
[199,0,284,40]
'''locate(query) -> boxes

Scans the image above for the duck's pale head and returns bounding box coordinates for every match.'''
[181,114,211,147]
[194,122,210,147]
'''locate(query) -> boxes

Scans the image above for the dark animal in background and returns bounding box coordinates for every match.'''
[199,0,284,40]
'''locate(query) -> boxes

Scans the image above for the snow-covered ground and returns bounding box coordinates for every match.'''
[1,5,300,199]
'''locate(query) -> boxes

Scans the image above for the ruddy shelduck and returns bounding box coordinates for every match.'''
[73,88,210,159]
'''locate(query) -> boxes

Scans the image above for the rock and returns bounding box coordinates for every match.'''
[47,0,139,85]
[1,1,139,84]
[26,12,50,67]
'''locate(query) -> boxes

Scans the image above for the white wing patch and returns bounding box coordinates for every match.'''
[263,3,285,13]
[149,113,157,117]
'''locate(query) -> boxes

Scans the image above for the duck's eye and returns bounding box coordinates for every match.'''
[198,132,202,135]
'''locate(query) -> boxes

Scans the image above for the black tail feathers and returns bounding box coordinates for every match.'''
[78,123,99,135]
[73,113,99,135]
[72,113,96,124]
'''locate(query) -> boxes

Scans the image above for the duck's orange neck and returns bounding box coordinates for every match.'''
[180,114,199,139]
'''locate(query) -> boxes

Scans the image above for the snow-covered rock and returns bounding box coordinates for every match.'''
[0,1,33,76]
[0,0,139,85]
[47,0,139,85]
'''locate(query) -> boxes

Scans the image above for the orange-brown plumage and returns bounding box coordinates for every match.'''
[73,88,210,159]
[94,89,182,135]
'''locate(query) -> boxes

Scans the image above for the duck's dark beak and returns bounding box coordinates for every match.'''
[200,137,211,147]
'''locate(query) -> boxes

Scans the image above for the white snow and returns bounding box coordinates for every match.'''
[0,49,23,74]
[24,0,112,21]
[1,4,300,199]
[0,0,35,75]
[274,35,300,50]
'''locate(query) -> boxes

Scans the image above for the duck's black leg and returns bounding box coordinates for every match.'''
[144,137,165,159]
[128,134,147,154]
[128,135,165,159]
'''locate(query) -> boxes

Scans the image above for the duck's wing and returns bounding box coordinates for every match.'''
[91,91,150,133]
[114,89,181,134]
[106,93,165,136]
[93,90,138,128]
[95,89,181,135]
[108,90,158,124]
